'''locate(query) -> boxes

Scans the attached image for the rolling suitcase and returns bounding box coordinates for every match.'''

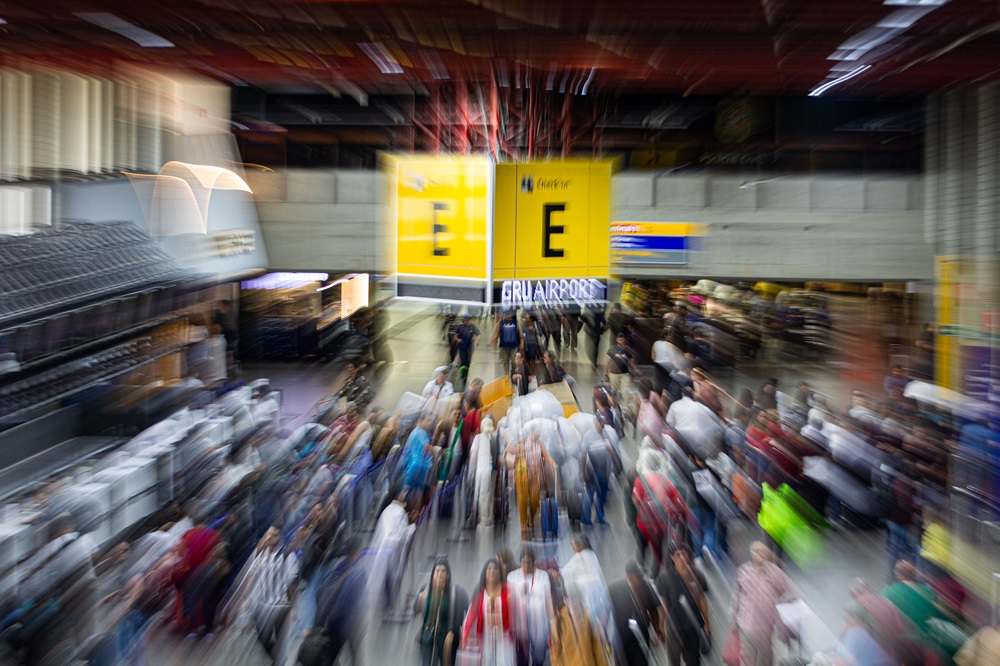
[439,478,458,518]
[565,491,583,524]
[541,494,558,539]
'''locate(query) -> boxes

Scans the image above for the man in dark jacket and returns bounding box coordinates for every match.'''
[311,537,368,666]
[608,561,663,666]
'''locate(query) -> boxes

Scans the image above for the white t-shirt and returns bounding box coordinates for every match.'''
[422,379,454,401]
[666,397,724,457]
[652,340,688,372]
[507,568,552,645]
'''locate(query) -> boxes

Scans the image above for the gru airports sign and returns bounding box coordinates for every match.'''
[499,278,607,308]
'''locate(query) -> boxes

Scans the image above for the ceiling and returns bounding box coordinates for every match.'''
[1,0,998,99]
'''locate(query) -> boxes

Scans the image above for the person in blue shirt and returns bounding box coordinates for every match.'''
[402,412,437,496]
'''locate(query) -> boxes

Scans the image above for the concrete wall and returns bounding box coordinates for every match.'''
[612,173,932,281]
[248,168,389,273]
[252,168,933,281]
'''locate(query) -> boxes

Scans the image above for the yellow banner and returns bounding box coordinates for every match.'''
[390,155,491,280]
[494,160,613,280]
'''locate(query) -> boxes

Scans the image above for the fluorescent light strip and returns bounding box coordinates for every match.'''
[808,65,871,97]
[317,273,361,292]
[581,68,596,96]
[883,0,948,6]
[359,43,404,75]
[76,12,174,48]
[877,8,934,28]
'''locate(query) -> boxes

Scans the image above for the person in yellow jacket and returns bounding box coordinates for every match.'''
[549,572,609,666]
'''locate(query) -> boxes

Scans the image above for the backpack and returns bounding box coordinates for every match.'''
[499,320,520,348]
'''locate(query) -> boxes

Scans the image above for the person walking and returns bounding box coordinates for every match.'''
[605,333,632,399]
[581,416,623,526]
[303,537,368,666]
[585,306,608,370]
[509,351,531,398]
[452,314,481,392]
[725,541,796,666]
[507,545,554,666]
[506,431,556,538]
[415,559,470,666]
[657,544,710,666]
[521,314,546,376]
[471,417,497,527]
[490,311,523,376]
[561,535,613,643]
[538,350,567,386]
[462,559,514,666]
[608,561,663,666]
[549,572,609,666]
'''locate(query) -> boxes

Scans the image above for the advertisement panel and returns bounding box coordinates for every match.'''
[392,156,491,280]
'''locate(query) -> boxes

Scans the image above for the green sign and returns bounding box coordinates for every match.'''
[938,325,991,343]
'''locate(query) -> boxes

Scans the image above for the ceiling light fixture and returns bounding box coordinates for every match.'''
[808,65,871,96]
[739,176,786,189]
[883,0,948,6]
[877,8,934,28]
[498,61,510,88]
[76,12,173,48]
[359,42,403,75]
[420,51,449,80]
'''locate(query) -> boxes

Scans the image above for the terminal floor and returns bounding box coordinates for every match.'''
[148,304,891,665]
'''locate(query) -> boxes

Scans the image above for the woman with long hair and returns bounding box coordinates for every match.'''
[415,559,469,666]
[461,558,514,666]
[549,570,609,666]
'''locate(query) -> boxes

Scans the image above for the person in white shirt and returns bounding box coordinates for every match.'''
[227,526,298,654]
[371,492,417,613]
[470,416,497,526]
[422,367,455,410]
[665,387,724,460]
[507,545,553,666]
[561,535,612,640]
[801,412,829,449]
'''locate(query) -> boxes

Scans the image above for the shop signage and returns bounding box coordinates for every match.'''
[500,278,606,308]
[213,229,256,257]
[938,325,991,343]
[610,222,704,265]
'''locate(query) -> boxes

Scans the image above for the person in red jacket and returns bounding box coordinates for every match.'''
[633,473,693,570]
[462,558,514,665]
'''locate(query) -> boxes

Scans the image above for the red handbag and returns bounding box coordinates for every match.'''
[722,626,741,666]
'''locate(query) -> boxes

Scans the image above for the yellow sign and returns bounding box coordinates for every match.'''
[390,155,491,280]
[494,160,613,280]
